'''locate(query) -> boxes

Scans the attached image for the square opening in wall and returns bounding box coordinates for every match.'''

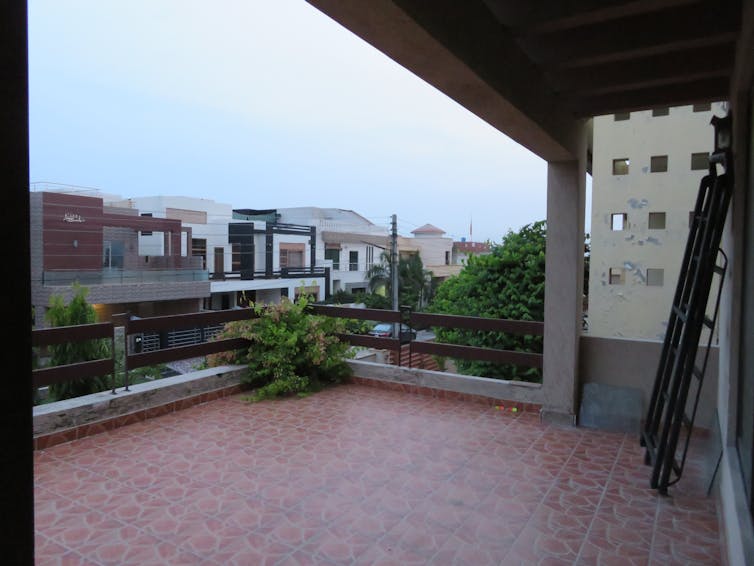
[614,112,630,121]
[609,268,624,285]
[648,212,666,229]
[647,268,664,286]
[652,107,669,116]
[650,155,668,173]
[691,152,709,170]
[611,213,627,231]
[612,158,629,175]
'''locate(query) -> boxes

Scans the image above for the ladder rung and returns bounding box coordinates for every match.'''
[714,265,725,275]
[703,315,714,328]
[692,366,704,380]
[673,305,688,322]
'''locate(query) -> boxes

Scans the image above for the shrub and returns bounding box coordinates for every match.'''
[207,296,353,400]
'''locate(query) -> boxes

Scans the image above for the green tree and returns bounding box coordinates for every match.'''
[45,283,111,400]
[428,221,546,382]
[366,252,435,311]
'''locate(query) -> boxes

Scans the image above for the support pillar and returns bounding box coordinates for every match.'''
[542,147,587,425]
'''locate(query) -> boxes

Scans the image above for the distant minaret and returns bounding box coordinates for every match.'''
[469,214,473,243]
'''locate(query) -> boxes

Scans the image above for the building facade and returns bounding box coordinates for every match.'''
[587,102,727,340]
[30,191,208,327]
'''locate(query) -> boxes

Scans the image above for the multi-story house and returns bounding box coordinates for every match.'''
[275,207,389,295]
[398,223,460,285]
[30,190,208,327]
[587,102,727,340]
[113,197,329,308]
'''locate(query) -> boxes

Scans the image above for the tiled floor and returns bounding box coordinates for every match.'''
[34,383,723,565]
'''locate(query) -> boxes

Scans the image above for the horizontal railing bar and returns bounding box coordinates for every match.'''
[33,359,114,388]
[126,309,254,334]
[32,322,113,347]
[410,312,544,335]
[336,333,402,351]
[126,337,250,370]
[310,305,401,323]
[411,341,543,369]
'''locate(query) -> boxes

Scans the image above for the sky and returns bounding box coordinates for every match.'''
[27,0,558,244]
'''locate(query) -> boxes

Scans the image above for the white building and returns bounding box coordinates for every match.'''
[276,207,389,295]
[587,102,727,340]
[112,197,327,307]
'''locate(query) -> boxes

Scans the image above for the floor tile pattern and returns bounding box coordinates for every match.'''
[34,383,722,565]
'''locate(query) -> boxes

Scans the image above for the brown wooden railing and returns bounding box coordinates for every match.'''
[32,305,543,396]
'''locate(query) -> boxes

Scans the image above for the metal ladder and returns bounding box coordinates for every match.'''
[641,114,732,495]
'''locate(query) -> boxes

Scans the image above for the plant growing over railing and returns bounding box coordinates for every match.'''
[44,283,112,400]
[207,295,353,400]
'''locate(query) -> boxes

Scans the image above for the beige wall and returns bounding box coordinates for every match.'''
[588,103,727,340]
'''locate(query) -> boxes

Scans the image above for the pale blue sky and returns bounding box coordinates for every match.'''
[28,0,555,243]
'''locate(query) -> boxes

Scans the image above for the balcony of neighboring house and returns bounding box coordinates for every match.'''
[31,305,724,564]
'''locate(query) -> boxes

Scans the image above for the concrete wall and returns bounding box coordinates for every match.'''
[579,335,719,430]
[588,104,727,341]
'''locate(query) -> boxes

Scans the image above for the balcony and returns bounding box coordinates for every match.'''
[34,381,721,565]
[32,307,723,565]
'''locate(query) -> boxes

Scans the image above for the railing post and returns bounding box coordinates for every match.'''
[112,312,130,393]
[400,305,413,368]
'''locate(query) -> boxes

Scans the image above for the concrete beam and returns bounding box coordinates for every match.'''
[306,0,580,161]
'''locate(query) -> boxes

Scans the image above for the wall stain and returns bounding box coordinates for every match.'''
[628,198,649,209]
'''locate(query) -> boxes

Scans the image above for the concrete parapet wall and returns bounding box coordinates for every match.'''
[579,335,719,430]
[346,359,543,408]
[33,365,246,448]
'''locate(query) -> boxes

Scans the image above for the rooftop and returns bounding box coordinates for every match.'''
[34,382,721,565]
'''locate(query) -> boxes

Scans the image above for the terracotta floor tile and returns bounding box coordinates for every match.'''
[33,383,722,565]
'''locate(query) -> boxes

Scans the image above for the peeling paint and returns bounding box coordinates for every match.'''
[638,241,644,246]
[625,234,635,241]
[628,198,649,209]
[646,236,661,245]
[642,166,649,174]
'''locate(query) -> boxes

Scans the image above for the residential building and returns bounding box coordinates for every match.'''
[398,223,460,284]
[452,239,492,266]
[275,207,389,295]
[113,197,329,307]
[30,190,208,327]
[588,103,727,340]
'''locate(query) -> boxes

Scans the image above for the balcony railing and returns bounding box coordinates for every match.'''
[209,266,328,281]
[42,268,209,285]
[32,304,543,396]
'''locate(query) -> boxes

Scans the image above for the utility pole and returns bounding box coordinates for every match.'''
[390,214,399,337]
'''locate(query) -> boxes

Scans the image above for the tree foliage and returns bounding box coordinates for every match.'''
[429,221,546,382]
[366,252,435,311]
[45,283,111,400]
[207,295,353,400]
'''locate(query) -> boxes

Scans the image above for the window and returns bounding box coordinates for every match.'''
[648,212,666,229]
[192,238,207,270]
[280,250,303,269]
[652,107,669,116]
[611,213,627,231]
[609,268,624,285]
[612,158,629,175]
[689,211,696,228]
[140,212,153,236]
[614,112,630,121]
[324,248,340,270]
[691,152,709,170]
[646,268,664,286]
[693,102,711,112]
[366,245,375,269]
[445,251,450,265]
[650,155,668,173]
[103,240,124,269]
[232,243,242,272]
[349,251,358,271]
